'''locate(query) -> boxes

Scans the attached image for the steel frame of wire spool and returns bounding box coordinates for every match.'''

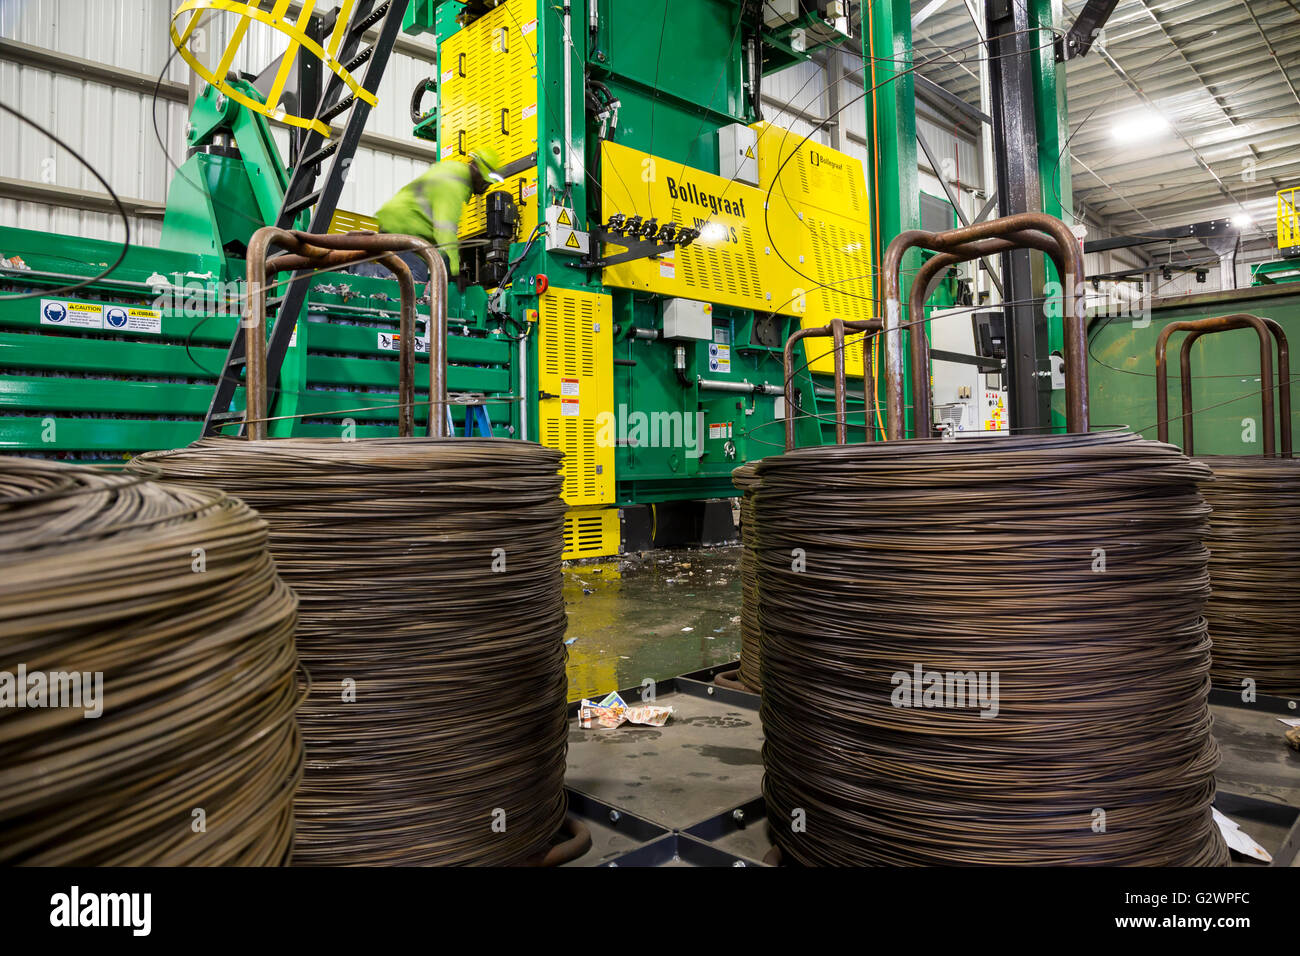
[753,214,1227,866]
[241,228,451,441]
[1155,315,1300,695]
[883,211,1089,438]
[137,230,584,865]
[0,457,302,865]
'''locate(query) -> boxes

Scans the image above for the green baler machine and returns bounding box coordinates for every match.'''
[2,0,897,559]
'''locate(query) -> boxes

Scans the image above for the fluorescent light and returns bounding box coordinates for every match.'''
[1231,214,1252,228]
[1111,111,1170,143]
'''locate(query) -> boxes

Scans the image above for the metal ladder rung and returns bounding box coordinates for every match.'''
[343,47,374,72]
[349,1,392,38]
[318,93,356,124]
[299,141,340,170]
[282,190,322,218]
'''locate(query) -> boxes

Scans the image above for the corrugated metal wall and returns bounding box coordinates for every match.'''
[0,0,436,245]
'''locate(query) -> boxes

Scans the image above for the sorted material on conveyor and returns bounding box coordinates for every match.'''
[754,432,1229,866]
[1197,456,1300,696]
[131,437,570,866]
[0,457,301,865]
[733,462,761,694]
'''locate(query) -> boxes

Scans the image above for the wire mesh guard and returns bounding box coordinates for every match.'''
[753,432,1229,866]
[0,457,302,865]
[131,437,571,865]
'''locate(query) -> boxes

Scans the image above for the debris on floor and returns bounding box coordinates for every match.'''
[577,691,673,729]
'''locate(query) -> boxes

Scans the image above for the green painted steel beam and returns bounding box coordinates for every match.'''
[865,0,920,439]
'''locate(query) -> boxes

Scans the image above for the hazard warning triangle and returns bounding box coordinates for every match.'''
[565,232,581,249]
[556,209,572,227]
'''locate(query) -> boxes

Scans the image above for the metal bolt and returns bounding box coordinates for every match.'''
[732,808,745,823]
[609,809,621,823]
[732,860,746,867]
[706,686,715,695]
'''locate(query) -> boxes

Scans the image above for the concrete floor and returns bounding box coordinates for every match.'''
[562,546,743,703]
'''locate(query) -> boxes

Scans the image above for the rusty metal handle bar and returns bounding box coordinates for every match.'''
[291,231,450,439]
[784,318,884,451]
[244,229,448,441]
[884,213,1088,437]
[1155,314,1291,458]
[908,231,1067,438]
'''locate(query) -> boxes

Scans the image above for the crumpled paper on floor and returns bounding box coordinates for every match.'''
[578,691,673,729]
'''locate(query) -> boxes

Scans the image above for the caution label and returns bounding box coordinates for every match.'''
[40,298,161,334]
[560,398,580,417]
[378,331,430,354]
[560,377,580,397]
[708,343,731,373]
[709,422,733,440]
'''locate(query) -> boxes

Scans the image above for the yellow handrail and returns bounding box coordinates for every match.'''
[170,0,378,138]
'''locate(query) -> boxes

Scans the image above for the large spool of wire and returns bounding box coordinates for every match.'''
[733,463,762,693]
[131,437,570,866]
[1197,456,1300,695]
[0,457,301,865]
[755,432,1228,866]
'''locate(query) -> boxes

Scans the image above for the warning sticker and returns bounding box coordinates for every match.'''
[441,68,453,85]
[41,299,102,329]
[522,18,537,35]
[106,305,162,334]
[378,331,430,354]
[564,232,582,250]
[523,181,538,199]
[707,343,731,374]
[441,145,455,160]
[522,103,537,120]
[708,422,733,440]
[40,298,161,334]
[659,256,676,280]
[982,390,1006,432]
[560,378,580,397]
[561,398,580,417]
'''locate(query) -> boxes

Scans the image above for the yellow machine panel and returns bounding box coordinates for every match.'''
[438,0,539,239]
[562,506,621,560]
[598,138,874,376]
[538,287,615,507]
[599,140,807,315]
[749,123,874,377]
[751,121,870,220]
[1280,187,1299,254]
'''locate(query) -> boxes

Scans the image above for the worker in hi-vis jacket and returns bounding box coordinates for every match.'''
[374,147,503,279]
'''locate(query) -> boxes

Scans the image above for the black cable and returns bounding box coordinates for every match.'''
[0,100,131,301]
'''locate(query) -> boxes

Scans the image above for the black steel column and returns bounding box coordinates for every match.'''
[986,0,1051,431]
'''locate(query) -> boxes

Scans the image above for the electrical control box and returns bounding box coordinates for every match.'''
[718,123,759,187]
[663,298,715,341]
[929,306,1008,437]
